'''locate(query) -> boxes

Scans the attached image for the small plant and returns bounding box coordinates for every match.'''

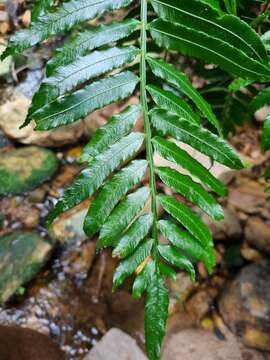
[3,0,270,358]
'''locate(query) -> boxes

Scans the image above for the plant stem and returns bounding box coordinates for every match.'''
[140,0,159,259]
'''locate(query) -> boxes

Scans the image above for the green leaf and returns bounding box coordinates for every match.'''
[147,58,221,133]
[152,136,226,196]
[113,214,153,259]
[156,166,224,220]
[223,0,237,15]
[83,160,148,236]
[147,84,200,124]
[149,19,270,82]
[262,113,270,152]
[113,239,153,289]
[145,273,169,360]
[159,194,213,248]
[98,187,150,248]
[201,0,222,12]
[31,0,53,21]
[159,220,215,272]
[132,260,155,298]
[80,105,141,162]
[151,0,266,62]
[47,19,140,75]
[228,78,252,93]
[158,244,196,281]
[47,132,144,224]
[2,0,134,59]
[151,109,244,169]
[30,46,139,113]
[158,262,177,281]
[250,87,270,113]
[33,71,139,130]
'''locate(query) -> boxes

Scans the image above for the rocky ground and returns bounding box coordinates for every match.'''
[0,1,270,359]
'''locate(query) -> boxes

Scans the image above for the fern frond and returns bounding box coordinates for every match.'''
[5,0,264,358]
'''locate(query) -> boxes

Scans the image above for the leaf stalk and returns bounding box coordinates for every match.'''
[140,0,159,261]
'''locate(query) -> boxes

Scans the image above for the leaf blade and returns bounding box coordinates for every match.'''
[157,166,224,220]
[149,19,270,82]
[152,136,226,196]
[2,0,134,58]
[83,159,148,236]
[113,239,153,289]
[145,273,169,360]
[31,46,139,113]
[80,105,141,162]
[147,84,200,124]
[158,244,196,281]
[98,187,150,248]
[147,58,221,133]
[47,132,144,224]
[34,71,139,130]
[47,19,140,75]
[113,213,153,259]
[151,109,243,169]
[159,220,216,272]
[159,194,213,249]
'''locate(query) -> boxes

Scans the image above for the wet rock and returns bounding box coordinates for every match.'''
[0,146,58,195]
[202,207,242,241]
[0,196,40,229]
[50,164,81,194]
[219,260,270,351]
[61,241,96,275]
[108,290,144,344]
[245,217,270,253]
[0,325,64,360]
[84,328,147,360]
[50,200,91,244]
[0,250,117,358]
[0,231,52,303]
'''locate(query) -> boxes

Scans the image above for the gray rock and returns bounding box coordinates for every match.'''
[162,328,242,360]
[84,328,147,360]
[0,146,58,195]
[0,231,52,303]
[219,260,270,351]
[50,200,90,244]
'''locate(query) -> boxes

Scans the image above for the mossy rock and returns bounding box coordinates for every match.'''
[0,146,58,194]
[0,231,52,304]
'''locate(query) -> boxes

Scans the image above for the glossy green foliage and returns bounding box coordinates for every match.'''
[4,0,258,358]
[250,87,270,114]
[262,113,270,152]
